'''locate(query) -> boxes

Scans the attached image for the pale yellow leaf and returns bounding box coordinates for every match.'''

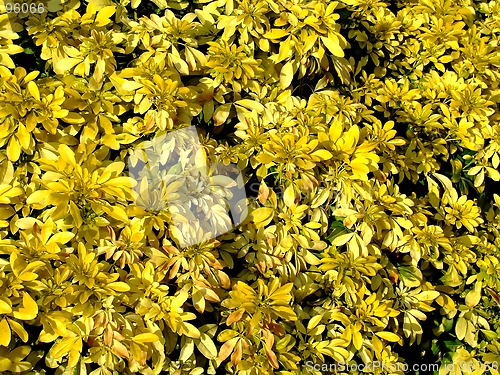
[108,282,131,292]
[321,35,344,57]
[331,232,354,247]
[251,207,274,228]
[213,103,232,126]
[280,61,294,89]
[196,332,218,360]
[133,333,159,343]
[375,331,400,342]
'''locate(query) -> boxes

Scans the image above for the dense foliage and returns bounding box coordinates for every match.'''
[1,0,500,374]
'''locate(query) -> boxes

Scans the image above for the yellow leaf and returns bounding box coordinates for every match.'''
[151,0,168,9]
[129,341,144,364]
[250,207,274,228]
[350,161,370,178]
[109,74,141,94]
[270,305,297,321]
[88,0,114,10]
[256,152,274,165]
[218,329,239,342]
[487,167,500,181]
[16,123,31,150]
[283,185,295,207]
[51,337,79,359]
[46,232,74,246]
[192,291,206,314]
[264,29,289,39]
[456,317,467,340]
[9,345,30,362]
[415,291,440,301]
[132,333,159,343]
[0,357,12,371]
[0,185,23,204]
[185,45,207,70]
[269,282,293,302]
[94,5,116,27]
[169,52,190,75]
[195,332,218,360]
[304,222,322,229]
[13,293,38,321]
[97,162,125,185]
[321,35,344,57]
[311,149,333,160]
[0,299,12,314]
[27,81,40,101]
[352,331,363,350]
[307,315,323,331]
[465,282,482,308]
[7,136,21,162]
[101,134,120,150]
[102,205,128,223]
[58,144,76,167]
[54,58,83,75]
[303,250,321,265]
[68,347,81,368]
[85,1,97,15]
[105,176,135,188]
[69,201,83,227]
[280,61,294,89]
[331,232,354,247]
[179,338,194,362]
[107,282,130,292]
[0,319,11,346]
[7,318,28,342]
[234,99,265,113]
[182,322,200,339]
[61,112,85,125]
[277,37,292,63]
[375,331,400,342]
[432,172,454,194]
[213,103,232,126]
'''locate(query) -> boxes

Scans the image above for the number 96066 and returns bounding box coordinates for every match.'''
[5,2,45,14]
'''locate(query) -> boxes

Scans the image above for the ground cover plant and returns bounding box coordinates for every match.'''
[1,0,500,374]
